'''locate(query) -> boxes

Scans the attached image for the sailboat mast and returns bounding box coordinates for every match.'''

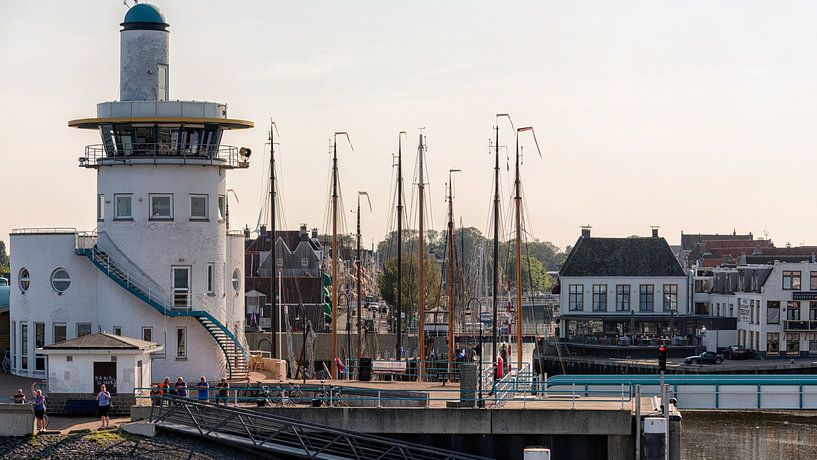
[447,175,455,369]
[356,193,362,362]
[417,133,427,382]
[331,137,339,379]
[514,132,523,369]
[492,123,500,373]
[396,132,405,361]
[269,121,277,359]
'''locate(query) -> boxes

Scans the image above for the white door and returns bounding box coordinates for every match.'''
[172,266,190,308]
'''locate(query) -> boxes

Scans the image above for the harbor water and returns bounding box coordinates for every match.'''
[682,411,817,459]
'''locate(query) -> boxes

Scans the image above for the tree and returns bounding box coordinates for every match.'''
[378,251,442,316]
[0,240,8,275]
[505,254,552,293]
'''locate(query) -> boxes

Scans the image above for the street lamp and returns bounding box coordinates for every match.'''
[467,297,485,408]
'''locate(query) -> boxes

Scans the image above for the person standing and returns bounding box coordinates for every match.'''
[158,376,171,405]
[196,376,209,402]
[32,389,47,432]
[175,377,188,398]
[216,377,229,405]
[149,384,161,407]
[12,388,25,404]
[96,384,111,428]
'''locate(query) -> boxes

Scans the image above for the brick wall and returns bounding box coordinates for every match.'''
[45,392,145,416]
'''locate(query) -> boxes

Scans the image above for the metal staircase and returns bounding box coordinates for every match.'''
[150,397,489,460]
[75,232,248,379]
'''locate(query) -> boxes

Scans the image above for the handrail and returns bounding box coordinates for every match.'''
[81,143,245,168]
[149,396,489,460]
[12,228,77,235]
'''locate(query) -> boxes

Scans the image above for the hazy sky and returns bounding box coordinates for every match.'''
[3,1,817,250]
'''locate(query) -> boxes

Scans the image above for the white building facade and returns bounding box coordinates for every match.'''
[9,3,253,381]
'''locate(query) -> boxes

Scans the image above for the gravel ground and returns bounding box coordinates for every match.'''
[0,430,266,459]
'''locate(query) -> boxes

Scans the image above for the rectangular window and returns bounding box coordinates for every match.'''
[616,285,631,311]
[150,193,173,220]
[190,194,208,220]
[767,333,780,354]
[787,301,801,320]
[11,320,16,371]
[114,194,133,219]
[783,271,801,290]
[207,263,215,294]
[53,323,66,344]
[217,195,226,221]
[97,194,104,221]
[662,284,678,311]
[639,285,655,311]
[113,326,122,336]
[301,257,309,267]
[787,333,800,354]
[750,300,755,324]
[767,301,780,324]
[142,327,153,342]
[812,272,817,291]
[21,323,28,371]
[157,64,169,101]
[172,266,191,307]
[34,323,45,371]
[811,301,817,321]
[176,327,187,359]
[77,323,92,337]
[810,333,817,356]
[568,285,583,311]
[592,285,607,311]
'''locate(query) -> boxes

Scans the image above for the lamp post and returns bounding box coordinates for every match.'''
[468,297,484,408]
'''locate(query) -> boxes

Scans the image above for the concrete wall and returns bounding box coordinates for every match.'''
[0,404,35,436]
[120,28,169,101]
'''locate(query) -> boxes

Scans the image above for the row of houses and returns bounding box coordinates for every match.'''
[556,227,817,358]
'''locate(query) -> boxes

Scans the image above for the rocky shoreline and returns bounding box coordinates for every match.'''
[0,429,264,459]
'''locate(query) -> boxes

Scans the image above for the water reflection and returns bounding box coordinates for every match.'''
[682,412,817,460]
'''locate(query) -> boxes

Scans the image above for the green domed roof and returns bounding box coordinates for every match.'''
[122,3,168,30]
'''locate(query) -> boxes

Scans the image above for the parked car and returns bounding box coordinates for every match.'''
[723,346,750,360]
[684,351,724,365]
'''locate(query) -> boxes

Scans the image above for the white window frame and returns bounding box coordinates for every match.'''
[51,268,71,293]
[217,195,226,222]
[97,194,105,221]
[149,193,174,220]
[206,263,215,294]
[232,268,241,294]
[172,266,191,308]
[114,193,133,220]
[176,327,187,359]
[53,323,66,344]
[301,257,309,267]
[77,323,92,337]
[18,268,30,292]
[142,326,153,342]
[190,194,208,220]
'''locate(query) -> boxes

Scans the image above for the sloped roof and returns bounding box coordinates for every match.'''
[560,236,686,277]
[43,333,158,350]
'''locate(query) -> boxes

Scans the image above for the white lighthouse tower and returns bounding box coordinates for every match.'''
[9,3,253,382]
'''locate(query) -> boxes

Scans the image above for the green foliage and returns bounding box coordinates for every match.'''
[0,240,8,275]
[378,250,441,313]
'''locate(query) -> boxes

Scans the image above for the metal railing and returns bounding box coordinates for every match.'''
[11,227,77,235]
[149,396,488,460]
[80,143,246,168]
[493,363,532,406]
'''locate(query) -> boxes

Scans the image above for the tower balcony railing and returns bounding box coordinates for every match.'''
[79,143,248,169]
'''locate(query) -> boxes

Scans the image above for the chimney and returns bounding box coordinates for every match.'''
[299,224,308,239]
[580,226,592,238]
[312,227,318,239]
[243,226,250,240]
[651,226,659,238]
[259,225,267,236]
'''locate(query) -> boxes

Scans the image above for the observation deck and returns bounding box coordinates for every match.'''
[78,143,249,169]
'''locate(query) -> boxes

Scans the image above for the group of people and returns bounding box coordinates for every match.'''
[149,376,230,405]
[13,384,113,431]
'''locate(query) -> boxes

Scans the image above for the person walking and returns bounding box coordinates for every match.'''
[175,377,188,398]
[32,389,47,432]
[196,376,209,402]
[96,384,111,428]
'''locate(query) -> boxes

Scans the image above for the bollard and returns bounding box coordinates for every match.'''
[523,448,551,460]
[642,417,667,460]
[621,383,626,409]
[572,383,576,409]
[377,391,382,408]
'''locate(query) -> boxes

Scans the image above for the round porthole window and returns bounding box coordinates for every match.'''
[19,268,30,292]
[51,268,71,293]
[232,269,241,292]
